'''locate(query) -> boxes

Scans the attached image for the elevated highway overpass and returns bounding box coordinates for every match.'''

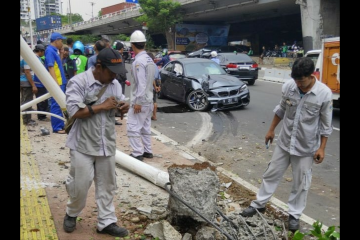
[35,0,339,53]
[37,0,298,36]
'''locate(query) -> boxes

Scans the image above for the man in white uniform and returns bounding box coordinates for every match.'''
[126,30,157,161]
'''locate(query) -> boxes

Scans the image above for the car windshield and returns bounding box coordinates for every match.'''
[219,54,252,62]
[185,62,227,77]
[169,53,187,59]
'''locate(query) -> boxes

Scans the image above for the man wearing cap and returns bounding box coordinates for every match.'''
[87,40,106,69]
[33,44,49,121]
[20,49,37,126]
[113,41,129,126]
[63,47,130,238]
[126,30,156,161]
[45,32,68,134]
[62,46,77,88]
[113,41,128,95]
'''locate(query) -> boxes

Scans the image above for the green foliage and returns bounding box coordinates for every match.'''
[274,226,282,231]
[292,220,340,240]
[47,13,83,25]
[219,192,226,200]
[136,0,183,48]
[63,34,100,45]
[114,34,130,41]
[145,33,156,50]
[137,0,182,32]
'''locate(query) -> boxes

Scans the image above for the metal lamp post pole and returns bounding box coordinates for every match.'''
[27,0,34,49]
[90,2,95,18]
[69,0,72,26]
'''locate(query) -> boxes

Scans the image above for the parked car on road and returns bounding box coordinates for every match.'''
[158,58,250,111]
[217,52,259,85]
[187,45,250,58]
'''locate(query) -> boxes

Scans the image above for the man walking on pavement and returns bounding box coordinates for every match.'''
[45,32,67,134]
[20,53,37,126]
[113,41,129,126]
[87,40,106,69]
[155,48,170,68]
[63,47,130,237]
[33,43,49,121]
[240,57,333,232]
[127,30,157,161]
[62,46,77,87]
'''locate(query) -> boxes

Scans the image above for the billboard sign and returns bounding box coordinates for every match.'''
[175,24,230,51]
[36,15,62,31]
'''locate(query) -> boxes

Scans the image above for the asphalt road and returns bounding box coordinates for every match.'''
[123,63,340,228]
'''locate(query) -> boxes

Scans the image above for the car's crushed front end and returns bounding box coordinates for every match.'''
[193,74,250,111]
[207,84,250,111]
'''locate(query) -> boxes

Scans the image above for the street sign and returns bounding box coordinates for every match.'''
[142,26,148,30]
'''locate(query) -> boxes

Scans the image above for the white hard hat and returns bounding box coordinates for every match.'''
[130,30,146,43]
[211,51,217,57]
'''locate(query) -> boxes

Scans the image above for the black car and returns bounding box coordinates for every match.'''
[186,46,216,58]
[217,52,259,85]
[188,45,250,58]
[158,58,250,112]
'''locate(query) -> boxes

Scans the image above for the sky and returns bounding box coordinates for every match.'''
[61,0,128,21]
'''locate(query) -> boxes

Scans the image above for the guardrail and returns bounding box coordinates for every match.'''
[35,5,141,35]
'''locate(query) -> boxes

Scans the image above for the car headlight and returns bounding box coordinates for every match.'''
[239,84,248,93]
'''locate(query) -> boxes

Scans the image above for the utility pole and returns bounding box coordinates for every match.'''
[90,2,95,18]
[27,0,33,48]
[69,0,72,27]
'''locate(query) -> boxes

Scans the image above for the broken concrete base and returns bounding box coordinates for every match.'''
[167,162,220,224]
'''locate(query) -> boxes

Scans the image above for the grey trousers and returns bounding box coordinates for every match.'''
[20,86,34,124]
[250,145,314,219]
[65,150,117,231]
[126,104,153,157]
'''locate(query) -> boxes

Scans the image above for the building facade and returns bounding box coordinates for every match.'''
[101,2,136,16]
[20,0,62,20]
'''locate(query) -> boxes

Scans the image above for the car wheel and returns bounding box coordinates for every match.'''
[186,90,210,111]
[247,79,255,85]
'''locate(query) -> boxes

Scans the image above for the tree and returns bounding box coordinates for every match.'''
[136,0,183,50]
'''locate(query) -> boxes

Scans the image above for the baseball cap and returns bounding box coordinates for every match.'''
[50,32,66,42]
[34,44,45,51]
[96,48,123,74]
[113,41,124,50]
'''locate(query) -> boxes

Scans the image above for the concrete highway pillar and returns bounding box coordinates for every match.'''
[298,0,339,53]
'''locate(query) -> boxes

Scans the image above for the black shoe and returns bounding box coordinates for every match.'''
[130,154,144,161]
[63,213,77,233]
[115,121,122,125]
[142,152,153,158]
[288,215,300,231]
[97,223,128,237]
[240,206,266,217]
